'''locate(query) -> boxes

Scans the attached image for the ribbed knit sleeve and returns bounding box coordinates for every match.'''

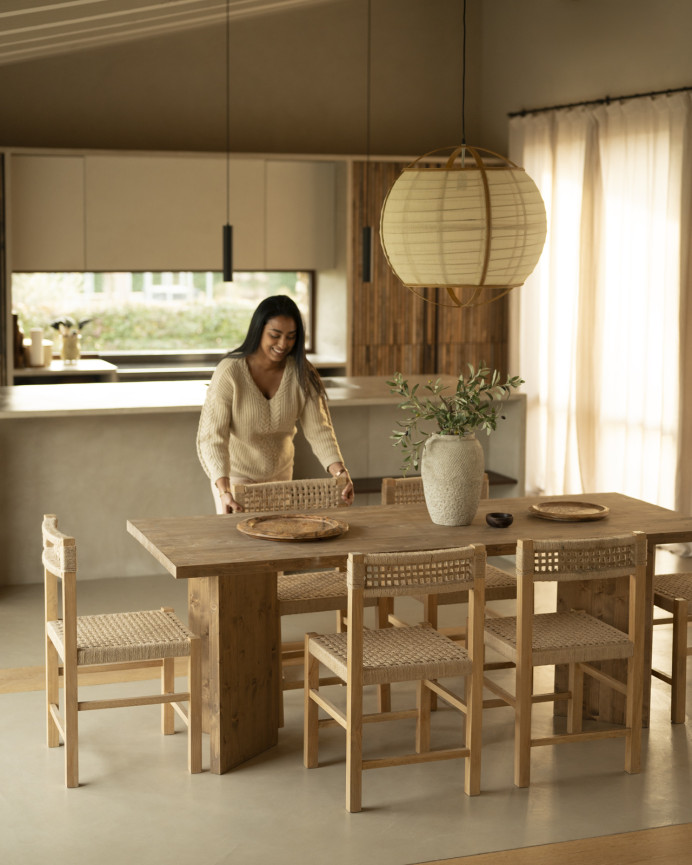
[196,356,344,484]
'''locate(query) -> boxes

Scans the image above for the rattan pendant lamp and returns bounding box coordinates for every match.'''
[379,0,547,308]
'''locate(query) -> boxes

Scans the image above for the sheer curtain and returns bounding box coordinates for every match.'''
[509,93,692,514]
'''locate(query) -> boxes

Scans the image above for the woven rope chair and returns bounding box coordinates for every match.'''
[483,532,647,788]
[43,514,202,787]
[304,545,486,813]
[381,475,516,634]
[652,572,692,723]
[232,477,388,718]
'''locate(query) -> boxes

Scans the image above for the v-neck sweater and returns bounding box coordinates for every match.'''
[196,355,343,484]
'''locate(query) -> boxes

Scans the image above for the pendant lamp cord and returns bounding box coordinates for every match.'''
[226,0,230,224]
[461,0,466,146]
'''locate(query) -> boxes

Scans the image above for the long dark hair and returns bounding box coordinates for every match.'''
[229,295,324,397]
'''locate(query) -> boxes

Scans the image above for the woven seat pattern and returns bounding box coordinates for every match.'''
[309,622,472,685]
[278,569,347,615]
[653,573,692,603]
[355,548,476,596]
[47,608,195,666]
[232,477,345,512]
[526,535,638,581]
[485,610,633,665]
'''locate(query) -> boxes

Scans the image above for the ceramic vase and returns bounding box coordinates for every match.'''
[60,333,81,364]
[421,433,485,526]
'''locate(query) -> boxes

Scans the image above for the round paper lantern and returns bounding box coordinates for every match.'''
[380,145,547,308]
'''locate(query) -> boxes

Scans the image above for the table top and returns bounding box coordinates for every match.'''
[127,492,692,580]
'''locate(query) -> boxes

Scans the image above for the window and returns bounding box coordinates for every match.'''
[12,270,314,354]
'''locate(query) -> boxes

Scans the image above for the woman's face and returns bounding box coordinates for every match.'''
[258,315,297,364]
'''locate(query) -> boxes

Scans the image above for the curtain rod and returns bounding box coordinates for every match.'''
[508,84,692,118]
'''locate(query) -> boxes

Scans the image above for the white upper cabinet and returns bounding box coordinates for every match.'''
[9,152,335,273]
[266,161,335,270]
[10,155,86,271]
[84,155,265,271]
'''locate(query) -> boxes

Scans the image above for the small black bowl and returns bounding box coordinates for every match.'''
[486,512,514,529]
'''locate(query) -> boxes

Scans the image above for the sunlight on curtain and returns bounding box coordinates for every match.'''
[509,93,691,509]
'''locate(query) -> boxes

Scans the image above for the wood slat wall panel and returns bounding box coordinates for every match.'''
[349,160,509,377]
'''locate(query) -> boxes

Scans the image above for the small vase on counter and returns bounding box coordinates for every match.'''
[60,333,81,364]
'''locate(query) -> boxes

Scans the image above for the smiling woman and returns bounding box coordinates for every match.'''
[11,269,314,354]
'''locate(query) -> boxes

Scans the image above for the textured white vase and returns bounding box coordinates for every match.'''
[421,433,485,526]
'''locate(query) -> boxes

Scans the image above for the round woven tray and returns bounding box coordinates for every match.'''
[529,501,609,522]
[236,514,349,541]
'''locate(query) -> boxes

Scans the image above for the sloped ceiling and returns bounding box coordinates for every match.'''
[0,0,337,65]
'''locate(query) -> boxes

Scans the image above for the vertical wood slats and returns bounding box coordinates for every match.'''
[349,160,509,377]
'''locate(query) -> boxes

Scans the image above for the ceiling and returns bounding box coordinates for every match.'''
[0,0,337,66]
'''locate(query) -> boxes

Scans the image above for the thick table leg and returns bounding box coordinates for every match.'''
[189,571,280,773]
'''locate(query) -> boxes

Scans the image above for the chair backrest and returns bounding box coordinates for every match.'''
[517,533,647,583]
[348,546,485,599]
[232,476,347,512]
[381,473,489,505]
[43,514,78,658]
[346,545,486,668]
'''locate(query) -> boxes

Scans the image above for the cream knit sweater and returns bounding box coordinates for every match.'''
[196,355,343,484]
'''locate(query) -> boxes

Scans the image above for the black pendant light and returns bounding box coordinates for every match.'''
[362,0,373,284]
[222,0,233,282]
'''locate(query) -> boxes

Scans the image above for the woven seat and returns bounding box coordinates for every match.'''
[43,514,202,788]
[483,532,647,788]
[232,477,387,718]
[304,545,486,813]
[46,609,198,666]
[652,572,692,723]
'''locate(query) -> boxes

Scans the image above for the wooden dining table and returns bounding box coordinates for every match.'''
[127,491,692,774]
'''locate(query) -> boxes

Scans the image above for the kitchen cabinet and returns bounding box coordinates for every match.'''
[10,154,86,271]
[84,155,265,271]
[9,151,335,272]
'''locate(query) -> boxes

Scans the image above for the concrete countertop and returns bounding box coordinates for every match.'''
[0,375,471,418]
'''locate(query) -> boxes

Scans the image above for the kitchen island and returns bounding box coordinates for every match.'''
[0,377,525,585]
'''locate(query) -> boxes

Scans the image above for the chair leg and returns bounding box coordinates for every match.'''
[377,598,392,713]
[567,662,584,734]
[303,635,320,769]
[278,609,285,729]
[162,657,175,735]
[345,682,363,813]
[416,680,432,753]
[514,663,532,788]
[423,595,440,711]
[46,639,60,748]
[64,660,79,788]
[464,674,483,796]
[671,598,687,724]
[188,639,202,774]
[624,652,643,774]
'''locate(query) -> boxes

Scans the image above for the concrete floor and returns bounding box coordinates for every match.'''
[1,554,691,865]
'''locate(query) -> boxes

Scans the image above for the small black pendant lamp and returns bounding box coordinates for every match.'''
[222,0,233,282]
[361,0,373,284]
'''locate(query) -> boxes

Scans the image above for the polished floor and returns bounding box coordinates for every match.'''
[1,551,691,865]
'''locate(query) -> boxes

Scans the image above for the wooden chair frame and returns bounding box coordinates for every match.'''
[304,545,486,812]
[652,573,692,723]
[43,514,202,787]
[483,532,647,788]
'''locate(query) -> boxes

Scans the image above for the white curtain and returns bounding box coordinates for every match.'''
[509,93,692,512]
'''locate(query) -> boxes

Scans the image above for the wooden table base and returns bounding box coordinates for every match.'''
[188,572,280,774]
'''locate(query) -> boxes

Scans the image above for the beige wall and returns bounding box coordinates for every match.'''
[0,0,479,157]
[1,1,690,160]
[479,0,692,155]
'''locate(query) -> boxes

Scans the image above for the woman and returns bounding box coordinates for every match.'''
[197,295,353,513]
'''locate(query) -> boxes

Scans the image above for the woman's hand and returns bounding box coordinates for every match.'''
[219,489,244,513]
[329,463,354,506]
